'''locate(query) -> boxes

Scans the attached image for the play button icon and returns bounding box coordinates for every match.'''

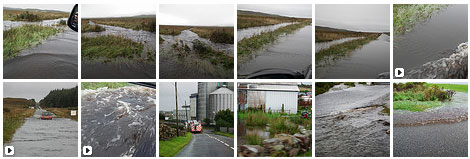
[5,146,14,155]
[83,146,92,156]
[395,68,404,77]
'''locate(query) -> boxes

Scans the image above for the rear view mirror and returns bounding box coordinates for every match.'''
[67,4,78,32]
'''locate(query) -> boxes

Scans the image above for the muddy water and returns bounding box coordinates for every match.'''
[394,4,468,72]
[3,18,67,30]
[316,34,390,79]
[237,23,294,42]
[81,86,156,157]
[238,25,312,77]
[4,109,78,157]
[4,29,78,79]
[160,30,234,55]
[315,84,390,157]
[315,37,362,53]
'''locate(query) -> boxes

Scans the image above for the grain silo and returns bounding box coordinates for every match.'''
[208,86,234,122]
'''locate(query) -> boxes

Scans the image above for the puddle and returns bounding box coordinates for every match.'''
[394,4,468,71]
[237,25,312,77]
[316,34,390,79]
[237,23,295,42]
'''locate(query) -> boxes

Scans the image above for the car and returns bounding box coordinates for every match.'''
[190,122,203,133]
[40,112,53,120]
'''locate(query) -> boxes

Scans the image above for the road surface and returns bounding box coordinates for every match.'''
[4,29,78,79]
[4,109,78,157]
[176,130,234,157]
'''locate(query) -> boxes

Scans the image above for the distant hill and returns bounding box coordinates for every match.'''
[3,98,36,107]
[238,10,286,18]
[3,7,68,13]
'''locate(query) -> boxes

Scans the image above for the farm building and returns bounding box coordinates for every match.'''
[238,83,300,114]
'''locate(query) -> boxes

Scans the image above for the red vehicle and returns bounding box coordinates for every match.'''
[190,122,203,133]
[40,112,53,120]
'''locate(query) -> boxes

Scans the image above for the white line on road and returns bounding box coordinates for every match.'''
[206,133,234,150]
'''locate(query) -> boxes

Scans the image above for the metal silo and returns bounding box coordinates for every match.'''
[209,86,234,122]
[197,82,218,122]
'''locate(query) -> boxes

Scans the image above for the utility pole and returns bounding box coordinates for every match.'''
[175,82,179,136]
[185,101,189,123]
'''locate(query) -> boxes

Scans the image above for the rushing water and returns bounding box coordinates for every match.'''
[237,23,294,42]
[4,109,78,157]
[315,84,390,157]
[81,86,156,157]
[3,18,67,30]
[316,34,390,79]
[237,25,312,77]
[315,37,362,53]
[394,4,468,72]
[160,30,234,55]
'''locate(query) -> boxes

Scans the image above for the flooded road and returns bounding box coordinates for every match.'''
[238,25,312,77]
[237,23,294,42]
[4,29,78,79]
[3,18,67,31]
[160,30,234,55]
[394,4,468,72]
[315,84,390,157]
[316,34,390,79]
[176,130,234,157]
[4,109,78,157]
[315,37,362,53]
[81,86,156,157]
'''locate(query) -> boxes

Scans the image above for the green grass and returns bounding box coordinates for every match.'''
[316,35,379,64]
[237,22,310,63]
[159,133,193,157]
[81,82,130,90]
[81,35,144,60]
[215,131,234,138]
[393,4,448,35]
[425,83,468,93]
[394,100,442,112]
[3,25,59,59]
[246,134,264,146]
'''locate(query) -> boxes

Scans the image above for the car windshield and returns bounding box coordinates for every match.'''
[42,112,51,116]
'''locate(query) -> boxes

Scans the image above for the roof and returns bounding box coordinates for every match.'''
[246,84,299,92]
[210,87,233,95]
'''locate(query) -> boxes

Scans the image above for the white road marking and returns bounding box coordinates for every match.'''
[205,133,234,150]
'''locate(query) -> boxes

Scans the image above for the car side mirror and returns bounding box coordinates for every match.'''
[67,4,78,32]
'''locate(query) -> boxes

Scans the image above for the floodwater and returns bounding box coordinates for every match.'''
[81,22,156,79]
[237,23,294,42]
[4,29,78,79]
[315,84,390,157]
[159,29,234,79]
[4,109,78,157]
[81,86,156,157]
[237,25,312,77]
[316,34,390,79]
[3,18,67,30]
[394,4,468,72]
[315,37,362,53]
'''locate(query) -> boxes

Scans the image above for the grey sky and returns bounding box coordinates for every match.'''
[4,4,74,12]
[82,4,155,18]
[159,82,197,111]
[160,4,234,26]
[316,4,390,32]
[238,4,312,18]
[4,82,77,102]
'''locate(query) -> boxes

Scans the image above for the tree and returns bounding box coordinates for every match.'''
[214,109,234,132]
[39,86,78,108]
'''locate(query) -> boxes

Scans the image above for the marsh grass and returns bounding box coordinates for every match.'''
[315,29,381,43]
[159,25,190,35]
[237,22,309,62]
[246,133,264,146]
[3,24,59,59]
[81,20,105,32]
[81,35,144,61]
[237,13,311,29]
[3,98,36,144]
[393,4,448,35]
[315,34,380,64]
[87,17,156,32]
[4,10,68,21]
[190,27,234,44]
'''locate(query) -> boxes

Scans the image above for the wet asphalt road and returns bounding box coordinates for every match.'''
[4,109,78,157]
[176,130,234,157]
[4,29,78,79]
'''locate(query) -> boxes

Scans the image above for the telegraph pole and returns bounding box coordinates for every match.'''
[175,82,179,136]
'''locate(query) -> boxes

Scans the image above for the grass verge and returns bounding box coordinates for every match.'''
[81,20,105,32]
[190,27,234,44]
[87,17,156,32]
[424,83,468,93]
[4,24,59,59]
[44,107,78,121]
[159,133,193,157]
[81,35,144,60]
[81,82,130,90]
[393,82,454,112]
[237,13,311,29]
[3,105,35,144]
[394,100,442,112]
[393,4,448,35]
[4,10,68,21]
[215,131,234,138]
[315,35,379,64]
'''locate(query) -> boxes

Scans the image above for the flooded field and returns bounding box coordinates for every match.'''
[238,25,312,77]
[316,34,390,79]
[160,30,234,55]
[237,23,294,42]
[81,86,156,157]
[4,109,78,157]
[315,84,390,157]
[3,18,67,31]
[394,4,468,72]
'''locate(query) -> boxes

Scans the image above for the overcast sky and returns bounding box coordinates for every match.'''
[316,4,389,32]
[82,4,155,18]
[4,4,74,12]
[4,82,77,102]
[160,4,234,26]
[238,4,312,18]
[159,82,197,111]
